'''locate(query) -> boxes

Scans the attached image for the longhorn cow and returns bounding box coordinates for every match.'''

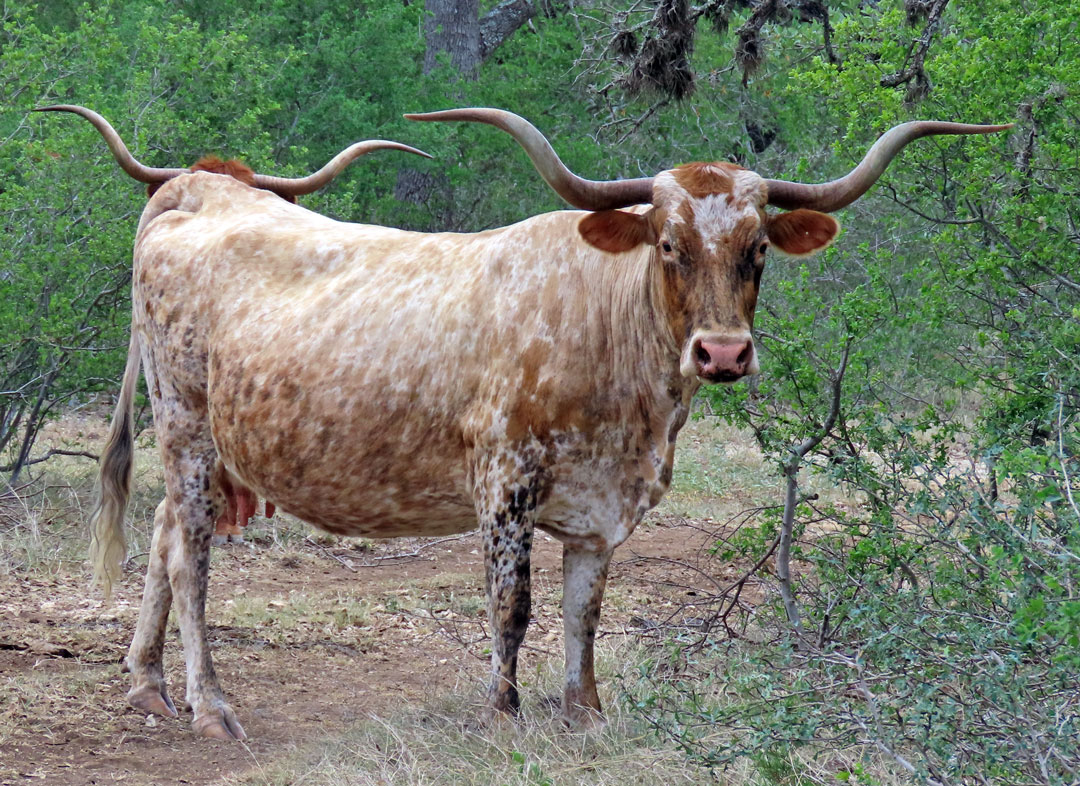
[39,105,1008,740]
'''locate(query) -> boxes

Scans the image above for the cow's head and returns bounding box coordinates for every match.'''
[577,164,838,382]
[406,109,1010,385]
[34,105,431,201]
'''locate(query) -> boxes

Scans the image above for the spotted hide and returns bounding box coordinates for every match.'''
[44,104,1009,741]
[181,158,281,547]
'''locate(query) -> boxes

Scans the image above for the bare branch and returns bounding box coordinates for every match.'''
[0,448,99,473]
[880,0,951,101]
[775,339,852,645]
[479,0,543,61]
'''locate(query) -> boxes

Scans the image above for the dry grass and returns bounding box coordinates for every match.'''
[0,419,165,577]
[218,590,377,649]
[223,638,906,786]
[227,647,714,786]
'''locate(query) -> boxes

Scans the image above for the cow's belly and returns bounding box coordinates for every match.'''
[237,455,476,538]
[212,421,477,538]
[206,348,477,538]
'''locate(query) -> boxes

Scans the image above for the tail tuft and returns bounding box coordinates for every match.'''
[89,335,141,600]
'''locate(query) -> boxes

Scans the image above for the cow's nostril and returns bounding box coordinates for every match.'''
[736,341,752,367]
[694,342,712,367]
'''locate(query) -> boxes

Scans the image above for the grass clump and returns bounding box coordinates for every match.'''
[231,671,707,786]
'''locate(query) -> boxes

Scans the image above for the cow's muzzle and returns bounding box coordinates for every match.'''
[682,332,757,383]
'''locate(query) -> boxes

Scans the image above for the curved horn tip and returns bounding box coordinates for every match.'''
[352,140,432,158]
[359,141,434,160]
[404,109,500,122]
[958,122,1014,133]
[404,112,447,122]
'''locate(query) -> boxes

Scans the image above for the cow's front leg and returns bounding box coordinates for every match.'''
[126,499,177,718]
[477,483,537,719]
[561,545,612,727]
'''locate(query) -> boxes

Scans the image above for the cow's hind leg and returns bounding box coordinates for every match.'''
[476,469,538,719]
[126,499,178,718]
[561,545,613,728]
[155,415,245,740]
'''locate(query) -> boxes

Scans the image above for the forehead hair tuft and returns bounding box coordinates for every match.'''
[672,162,742,199]
[191,155,257,187]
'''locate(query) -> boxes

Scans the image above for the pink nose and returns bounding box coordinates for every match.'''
[693,338,754,382]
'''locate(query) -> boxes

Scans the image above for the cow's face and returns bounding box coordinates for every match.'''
[578,162,839,385]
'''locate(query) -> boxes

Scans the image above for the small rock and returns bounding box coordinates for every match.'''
[145,714,158,728]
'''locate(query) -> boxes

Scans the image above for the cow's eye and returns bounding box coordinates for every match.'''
[662,241,673,253]
[759,242,768,255]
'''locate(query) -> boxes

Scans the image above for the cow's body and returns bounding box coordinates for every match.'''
[52,104,1007,741]
[143,178,681,544]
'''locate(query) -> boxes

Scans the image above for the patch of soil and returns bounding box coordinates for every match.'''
[0,516,761,786]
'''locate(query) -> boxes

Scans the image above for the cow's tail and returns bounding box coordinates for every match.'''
[88,332,141,600]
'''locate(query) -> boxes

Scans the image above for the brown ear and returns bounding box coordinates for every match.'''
[766,209,840,257]
[578,209,657,253]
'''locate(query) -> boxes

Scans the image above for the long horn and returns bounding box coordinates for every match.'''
[251,140,432,197]
[405,108,654,211]
[765,121,1013,212]
[34,105,188,183]
[35,105,432,195]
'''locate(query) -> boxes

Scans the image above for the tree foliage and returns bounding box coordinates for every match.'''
[615,1,1079,782]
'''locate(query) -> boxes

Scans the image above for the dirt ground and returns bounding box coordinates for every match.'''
[0,507,758,785]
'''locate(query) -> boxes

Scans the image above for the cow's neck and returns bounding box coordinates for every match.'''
[588,246,695,513]
[606,245,697,432]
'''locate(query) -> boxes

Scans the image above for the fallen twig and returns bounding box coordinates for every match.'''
[304,536,358,572]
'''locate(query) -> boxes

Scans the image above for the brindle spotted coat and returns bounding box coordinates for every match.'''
[79,106,1013,742]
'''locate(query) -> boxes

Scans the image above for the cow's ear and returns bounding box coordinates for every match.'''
[766,209,840,257]
[579,209,657,253]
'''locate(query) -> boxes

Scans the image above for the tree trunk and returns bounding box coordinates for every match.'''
[424,0,482,76]
[480,0,541,60]
[423,0,543,77]
[407,0,545,215]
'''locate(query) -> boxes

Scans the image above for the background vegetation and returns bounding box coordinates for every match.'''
[1,0,1077,783]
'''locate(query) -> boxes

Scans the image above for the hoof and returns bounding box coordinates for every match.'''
[561,694,605,731]
[211,534,229,547]
[127,683,178,719]
[477,703,519,730]
[561,707,606,731]
[192,707,247,741]
[227,533,245,544]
